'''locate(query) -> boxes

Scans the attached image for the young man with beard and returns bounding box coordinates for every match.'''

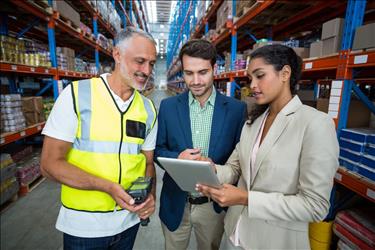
[155,39,247,250]
[40,27,157,249]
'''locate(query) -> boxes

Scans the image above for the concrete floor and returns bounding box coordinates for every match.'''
[0,90,205,250]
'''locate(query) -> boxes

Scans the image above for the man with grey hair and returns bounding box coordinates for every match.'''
[40,26,158,249]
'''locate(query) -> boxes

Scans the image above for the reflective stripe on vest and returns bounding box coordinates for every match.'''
[62,77,156,212]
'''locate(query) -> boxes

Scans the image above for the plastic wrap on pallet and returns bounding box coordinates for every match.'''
[16,155,40,186]
[0,94,26,133]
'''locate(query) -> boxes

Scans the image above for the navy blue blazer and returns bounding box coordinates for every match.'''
[155,90,247,231]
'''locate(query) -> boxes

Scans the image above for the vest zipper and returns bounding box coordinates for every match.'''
[118,113,125,184]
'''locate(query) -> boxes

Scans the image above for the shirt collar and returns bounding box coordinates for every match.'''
[189,87,216,107]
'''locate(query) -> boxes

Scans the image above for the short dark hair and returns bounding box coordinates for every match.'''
[179,39,217,68]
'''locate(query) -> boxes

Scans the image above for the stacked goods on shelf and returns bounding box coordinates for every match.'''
[79,22,92,38]
[253,39,283,50]
[310,40,323,58]
[57,47,75,71]
[216,1,232,32]
[1,94,26,133]
[107,3,121,33]
[21,96,46,126]
[339,128,375,181]
[235,0,256,17]
[74,58,86,73]
[87,63,98,75]
[16,152,41,194]
[96,1,121,33]
[353,23,375,50]
[283,40,310,59]
[43,98,54,119]
[0,154,19,205]
[53,0,80,28]
[0,35,51,67]
[3,145,33,163]
[97,34,113,51]
[214,58,226,75]
[333,208,375,250]
[321,18,345,56]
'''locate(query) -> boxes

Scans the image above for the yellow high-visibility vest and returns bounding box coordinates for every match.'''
[61,77,156,212]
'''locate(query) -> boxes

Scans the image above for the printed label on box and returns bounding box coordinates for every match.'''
[332,80,343,89]
[330,88,342,96]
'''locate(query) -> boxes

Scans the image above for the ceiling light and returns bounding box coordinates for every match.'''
[160,33,164,37]
[160,24,165,28]
[161,56,164,59]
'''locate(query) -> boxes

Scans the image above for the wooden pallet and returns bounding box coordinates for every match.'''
[18,175,46,196]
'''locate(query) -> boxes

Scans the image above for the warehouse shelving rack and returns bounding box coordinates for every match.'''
[0,0,147,145]
[166,0,374,204]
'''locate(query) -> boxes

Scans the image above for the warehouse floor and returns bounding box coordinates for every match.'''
[0,90,202,250]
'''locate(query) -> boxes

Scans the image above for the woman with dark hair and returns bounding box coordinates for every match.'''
[197,44,339,249]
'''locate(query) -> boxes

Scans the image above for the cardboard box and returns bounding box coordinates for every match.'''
[54,1,81,28]
[216,1,232,31]
[316,98,371,128]
[21,97,45,126]
[321,18,345,40]
[352,23,375,50]
[322,36,342,55]
[309,41,323,58]
[235,0,255,17]
[24,112,45,126]
[293,47,310,59]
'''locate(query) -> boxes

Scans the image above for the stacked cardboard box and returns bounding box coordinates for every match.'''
[56,47,75,71]
[54,0,80,28]
[216,1,232,32]
[235,0,255,17]
[309,40,323,58]
[353,23,375,50]
[21,96,45,126]
[321,18,345,56]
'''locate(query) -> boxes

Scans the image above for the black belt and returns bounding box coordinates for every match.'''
[188,196,211,205]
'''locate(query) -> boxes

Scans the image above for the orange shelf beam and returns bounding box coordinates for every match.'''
[302,55,340,72]
[335,167,375,203]
[58,70,96,79]
[1,122,46,147]
[0,63,57,76]
[214,69,247,80]
[348,51,375,68]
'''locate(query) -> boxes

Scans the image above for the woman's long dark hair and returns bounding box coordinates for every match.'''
[247,44,302,125]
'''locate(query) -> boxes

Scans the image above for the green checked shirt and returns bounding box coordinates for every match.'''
[189,87,216,157]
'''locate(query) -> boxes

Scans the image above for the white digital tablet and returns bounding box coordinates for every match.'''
[157,157,222,193]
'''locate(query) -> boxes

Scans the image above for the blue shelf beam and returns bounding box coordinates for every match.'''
[352,82,375,114]
[16,18,40,39]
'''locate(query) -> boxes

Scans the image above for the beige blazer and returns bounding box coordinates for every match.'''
[216,96,339,250]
